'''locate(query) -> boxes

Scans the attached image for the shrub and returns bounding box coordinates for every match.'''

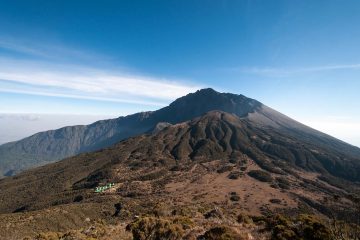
[204,208,223,219]
[228,171,242,179]
[254,214,332,240]
[276,177,291,190]
[272,224,297,240]
[34,232,61,240]
[200,226,245,240]
[248,170,273,182]
[128,217,184,240]
[230,195,240,202]
[113,202,122,217]
[237,213,253,224]
[217,165,234,173]
[172,216,194,229]
[73,195,83,202]
[170,165,181,171]
[269,199,282,204]
[13,205,29,213]
[229,158,238,164]
[295,215,332,240]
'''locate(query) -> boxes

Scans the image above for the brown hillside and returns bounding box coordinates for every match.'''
[0,111,359,239]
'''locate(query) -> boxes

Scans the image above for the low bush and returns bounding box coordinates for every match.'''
[204,208,224,219]
[230,195,240,202]
[128,217,184,240]
[276,177,291,190]
[172,216,194,229]
[237,213,253,224]
[248,170,273,182]
[73,195,84,202]
[229,158,239,164]
[253,214,332,240]
[228,171,243,179]
[240,166,247,171]
[200,226,246,240]
[269,199,282,204]
[217,165,234,173]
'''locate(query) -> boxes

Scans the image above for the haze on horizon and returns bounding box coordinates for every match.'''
[0,1,360,147]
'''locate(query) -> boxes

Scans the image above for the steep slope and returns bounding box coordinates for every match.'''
[0,88,262,177]
[0,111,359,213]
[1,88,359,179]
[0,111,359,239]
[0,112,154,177]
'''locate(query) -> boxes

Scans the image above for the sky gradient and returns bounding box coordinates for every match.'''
[0,0,360,146]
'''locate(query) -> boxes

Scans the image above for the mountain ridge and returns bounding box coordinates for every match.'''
[0,110,360,239]
[0,88,359,179]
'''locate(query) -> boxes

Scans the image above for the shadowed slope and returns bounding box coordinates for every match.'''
[0,88,359,180]
[1,111,359,216]
[0,88,262,177]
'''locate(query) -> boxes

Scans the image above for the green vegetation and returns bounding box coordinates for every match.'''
[217,165,234,173]
[204,208,224,219]
[230,195,240,202]
[275,177,291,190]
[248,170,273,182]
[237,213,253,224]
[252,214,332,240]
[200,226,246,240]
[128,217,184,240]
[228,171,243,179]
[17,205,360,240]
[230,192,240,202]
[73,195,84,202]
[269,199,282,204]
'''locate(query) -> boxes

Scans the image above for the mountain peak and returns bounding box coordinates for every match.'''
[194,87,219,95]
[2,88,360,182]
[157,88,262,124]
[181,88,257,107]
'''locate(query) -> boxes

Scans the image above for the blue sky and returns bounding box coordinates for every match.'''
[0,0,360,146]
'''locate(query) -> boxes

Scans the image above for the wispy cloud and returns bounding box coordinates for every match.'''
[0,38,49,58]
[227,63,360,77]
[0,36,201,107]
[0,86,168,106]
[0,36,109,63]
[0,57,201,106]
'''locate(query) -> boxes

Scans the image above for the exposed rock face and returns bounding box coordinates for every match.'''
[150,122,172,134]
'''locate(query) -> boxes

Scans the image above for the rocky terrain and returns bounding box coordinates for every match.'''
[1,88,359,180]
[0,108,360,239]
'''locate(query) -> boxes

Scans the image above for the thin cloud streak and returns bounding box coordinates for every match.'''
[0,36,201,106]
[0,36,112,63]
[0,70,198,99]
[0,57,201,105]
[0,39,49,58]
[0,87,167,107]
[227,63,360,77]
